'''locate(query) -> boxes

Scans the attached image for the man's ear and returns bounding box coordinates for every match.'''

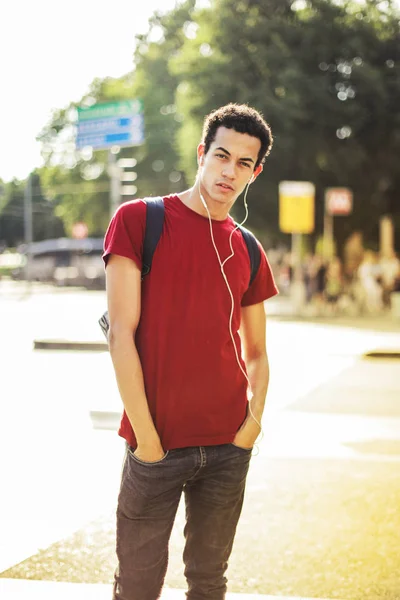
[197,143,205,167]
[250,164,263,183]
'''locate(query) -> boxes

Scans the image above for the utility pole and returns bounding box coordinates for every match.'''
[0,183,5,247]
[323,188,353,260]
[24,173,33,285]
[108,149,121,219]
[290,232,306,314]
[108,154,138,217]
[323,210,334,260]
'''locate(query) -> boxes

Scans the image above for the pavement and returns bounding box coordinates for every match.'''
[0,578,335,600]
[1,280,400,600]
[0,579,336,600]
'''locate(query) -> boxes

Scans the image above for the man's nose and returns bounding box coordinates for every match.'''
[222,161,236,179]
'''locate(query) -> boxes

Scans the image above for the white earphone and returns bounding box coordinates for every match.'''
[198,181,263,437]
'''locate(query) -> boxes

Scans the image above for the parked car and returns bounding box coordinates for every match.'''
[12,238,105,289]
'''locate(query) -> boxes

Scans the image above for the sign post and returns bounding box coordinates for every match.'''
[279,181,315,313]
[324,188,353,258]
[23,173,33,288]
[76,100,145,217]
[118,158,138,200]
[108,151,122,218]
[380,216,394,259]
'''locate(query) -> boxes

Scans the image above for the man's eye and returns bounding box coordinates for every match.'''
[216,153,227,159]
[240,162,250,168]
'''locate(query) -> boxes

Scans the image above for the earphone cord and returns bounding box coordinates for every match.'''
[199,184,264,447]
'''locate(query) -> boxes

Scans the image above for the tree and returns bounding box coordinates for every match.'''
[36,75,136,237]
[172,0,400,249]
[32,0,400,250]
[0,174,65,247]
[35,2,196,235]
[126,1,196,198]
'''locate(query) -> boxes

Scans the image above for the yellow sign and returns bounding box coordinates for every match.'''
[279,181,315,234]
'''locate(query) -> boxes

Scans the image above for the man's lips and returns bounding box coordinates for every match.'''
[216,182,234,191]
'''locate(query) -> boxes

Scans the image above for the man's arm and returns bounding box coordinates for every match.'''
[106,254,164,461]
[233,301,270,449]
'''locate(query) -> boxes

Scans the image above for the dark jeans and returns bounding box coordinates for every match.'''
[113,443,252,600]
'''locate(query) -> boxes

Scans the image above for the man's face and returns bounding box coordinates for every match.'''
[197,126,263,207]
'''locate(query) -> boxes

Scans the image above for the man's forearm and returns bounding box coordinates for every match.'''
[109,331,161,449]
[246,352,270,421]
[232,352,270,448]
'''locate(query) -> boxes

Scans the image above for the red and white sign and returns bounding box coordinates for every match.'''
[325,188,353,216]
[72,222,89,239]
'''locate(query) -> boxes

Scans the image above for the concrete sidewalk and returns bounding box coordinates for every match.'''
[31,293,400,354]
[1,281,399,599]
[0,579,336,600]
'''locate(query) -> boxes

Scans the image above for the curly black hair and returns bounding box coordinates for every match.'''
[202,103,273,168]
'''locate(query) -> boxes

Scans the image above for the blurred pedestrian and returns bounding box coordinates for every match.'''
[276,252,291,295]
[103,103,278,600]
[303,253,315,304]
[357,251,383,313]
[325,257,343,314]
[380,251,400,309]
[313,256,327,313]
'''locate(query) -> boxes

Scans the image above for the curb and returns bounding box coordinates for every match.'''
[363,349,400,359]
[90,410,120,430]
[33,340,108,352]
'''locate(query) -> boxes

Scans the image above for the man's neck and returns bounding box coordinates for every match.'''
[178,183,232,221]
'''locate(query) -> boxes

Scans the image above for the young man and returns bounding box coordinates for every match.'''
[103,103,278,600]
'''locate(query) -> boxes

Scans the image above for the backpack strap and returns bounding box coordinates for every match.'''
[141,196,165,278]
[98,196,165,339]
[236,224,261,288]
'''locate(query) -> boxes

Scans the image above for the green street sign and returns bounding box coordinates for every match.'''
[76,99,145,150]
[77,99,143,122]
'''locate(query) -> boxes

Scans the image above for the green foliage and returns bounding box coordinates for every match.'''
[34,73,141,238]
[125,1,196,197]
[0,174,65,246]
[171,0,400,248]
[39,165,110,237]
[30,3,196,242]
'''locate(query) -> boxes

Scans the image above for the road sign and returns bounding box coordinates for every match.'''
[325,187,353,216]
[76,100,144,150]
[279,181,315,234]
[77,100,143,121]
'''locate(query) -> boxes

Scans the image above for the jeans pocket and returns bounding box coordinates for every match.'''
[230,443,253,453]
[128,446,170,465]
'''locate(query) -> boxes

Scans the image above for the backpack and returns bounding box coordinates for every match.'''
[99,196,261,339]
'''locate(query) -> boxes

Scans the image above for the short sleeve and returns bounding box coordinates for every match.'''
[102,199,147,270]
[241,242,279,306]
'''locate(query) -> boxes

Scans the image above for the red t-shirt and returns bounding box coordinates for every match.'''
[103,194,278,450]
